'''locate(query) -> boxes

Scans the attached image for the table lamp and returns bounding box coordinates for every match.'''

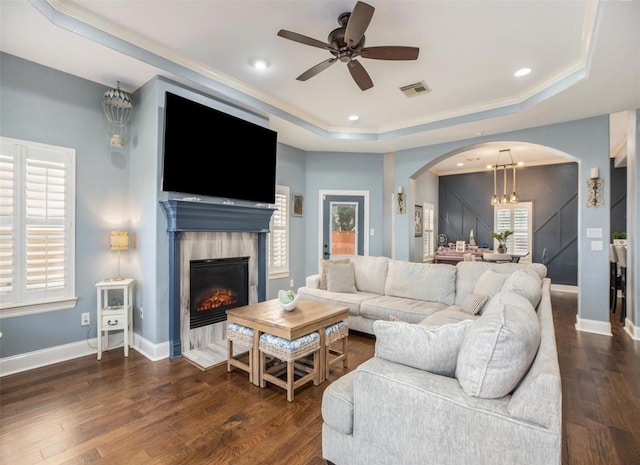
[110,230,129,280]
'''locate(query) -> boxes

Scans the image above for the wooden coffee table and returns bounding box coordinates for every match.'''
[226,298,348,386]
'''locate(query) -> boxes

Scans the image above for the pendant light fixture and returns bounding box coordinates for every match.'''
[491,164,499,205]
[490,148,519,205]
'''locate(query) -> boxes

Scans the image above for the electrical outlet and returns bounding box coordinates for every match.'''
[139,307,144,319]
[81,312,90,326]
[289,279,294,288]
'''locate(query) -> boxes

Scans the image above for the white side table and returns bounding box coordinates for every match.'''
[96,278,134,360]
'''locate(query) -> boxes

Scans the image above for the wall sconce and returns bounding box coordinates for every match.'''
[102,81,133,148]
[586,167,604,208]
[110,230,129,280]
[397,186,406,214]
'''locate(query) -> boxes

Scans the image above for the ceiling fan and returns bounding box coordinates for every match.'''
[277,1,420,91]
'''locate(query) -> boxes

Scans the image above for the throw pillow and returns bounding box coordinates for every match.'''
[455,292,541,398]
[326,261,357,293]
[473,269,509,299]
[373,319,472,377]
[502,269,543,309]
[460,292,489,315]
[319,258,350,290]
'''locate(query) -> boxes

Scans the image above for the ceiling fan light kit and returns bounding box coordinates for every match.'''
[277,1,419,91]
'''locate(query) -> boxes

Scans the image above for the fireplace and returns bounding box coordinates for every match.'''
[189,256,249,328]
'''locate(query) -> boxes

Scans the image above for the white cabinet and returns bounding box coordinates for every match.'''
[95,278,134,360]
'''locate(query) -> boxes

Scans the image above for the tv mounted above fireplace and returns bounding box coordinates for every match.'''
[161,91,278,204]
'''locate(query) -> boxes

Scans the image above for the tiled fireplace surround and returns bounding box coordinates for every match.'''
[160,200,275,366]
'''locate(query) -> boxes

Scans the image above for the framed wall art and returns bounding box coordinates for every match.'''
[292,193,304,217]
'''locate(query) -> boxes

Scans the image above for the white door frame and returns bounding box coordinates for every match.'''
[318,190,370,267]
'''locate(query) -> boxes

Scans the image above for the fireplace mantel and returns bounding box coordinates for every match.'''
[160,200,275,358]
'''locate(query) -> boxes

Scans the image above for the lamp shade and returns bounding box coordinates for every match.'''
[110,230,129,251]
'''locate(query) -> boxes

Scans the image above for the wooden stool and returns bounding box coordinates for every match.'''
[227,323,254,383]
[325,321,348,375]
[259,332,320,402]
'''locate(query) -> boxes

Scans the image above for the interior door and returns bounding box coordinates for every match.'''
[321,194,366,259]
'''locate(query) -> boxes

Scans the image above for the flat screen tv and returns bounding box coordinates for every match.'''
[161,91,277,204]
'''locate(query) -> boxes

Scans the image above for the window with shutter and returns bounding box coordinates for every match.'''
[1,137,76,317]
[422,203,435,262]
[268,185,289,278]
[494,202,532,263]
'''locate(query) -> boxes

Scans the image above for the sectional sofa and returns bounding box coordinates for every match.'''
[298,255,561,465]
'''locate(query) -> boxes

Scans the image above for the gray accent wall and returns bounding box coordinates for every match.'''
[439,163,579,285]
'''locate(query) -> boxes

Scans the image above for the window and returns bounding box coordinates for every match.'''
[268,185,289,278]
[494,202,532,263]
[422,203,435,262]
[0,137,76,317]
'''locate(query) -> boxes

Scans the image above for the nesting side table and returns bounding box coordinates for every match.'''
[95,278,134,360]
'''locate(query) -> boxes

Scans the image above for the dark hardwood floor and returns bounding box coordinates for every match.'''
[1,291,638,464]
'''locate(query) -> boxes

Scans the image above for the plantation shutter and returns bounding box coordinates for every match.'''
[0,144,16,296]
[268,185,289,277]
[0,137,75,313]
[495,202,532,262]
[422,203,435,262]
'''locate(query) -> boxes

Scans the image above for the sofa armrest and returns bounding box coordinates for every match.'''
[306,274,321,288]
[349,357,560,465]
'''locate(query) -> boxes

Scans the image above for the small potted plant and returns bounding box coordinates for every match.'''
[490,230,513,253]
[612,232,627,246]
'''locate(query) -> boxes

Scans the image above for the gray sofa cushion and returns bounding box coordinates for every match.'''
[420,306,479,326]
[374,319,472,377]
[321,371,354,435]
[338,254,390,294]
[296,287,378,317]
[501,268,543,308]
[360,295,447,324]
[454,261,548,305]
[326,261,357,293]
[456,291,541,398]
[318,258,350,290]
[384,260,457,305]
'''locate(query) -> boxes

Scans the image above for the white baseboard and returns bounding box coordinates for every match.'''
[0,333,169,377]
[624,318,640,340]
[575,315,612,336]
[550,284,578,293]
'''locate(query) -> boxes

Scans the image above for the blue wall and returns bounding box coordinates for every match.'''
[439,162,579,285]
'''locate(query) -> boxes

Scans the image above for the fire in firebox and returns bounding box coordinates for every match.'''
[196,288,238,311]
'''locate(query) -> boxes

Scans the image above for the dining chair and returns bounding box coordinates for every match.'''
[614,245,627,323]
[609,244,619,313]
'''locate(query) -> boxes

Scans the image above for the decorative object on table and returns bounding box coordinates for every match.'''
[490,230,513,253]
[109,230,129,280]
[586,167,604,208]
[469,229,477,246]
[437,233,448,248]
[102,81,133,148]
[414,205,423,237]
[490,148,519,205]
[396,186,406,214]
[278,289,299,311]
[612,232,627,246]
[456,241,466,252]
[292,193,304,216]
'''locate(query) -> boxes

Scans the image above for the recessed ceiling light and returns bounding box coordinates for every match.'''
[517,161,524,166]
[486,164,493,170]
[252,59,269,70]
[514,68,531,77]
[456,162,464,167]
[348,114,359,121]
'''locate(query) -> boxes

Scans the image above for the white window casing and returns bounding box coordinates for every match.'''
[268,185,289,279]
[0,137,77,318]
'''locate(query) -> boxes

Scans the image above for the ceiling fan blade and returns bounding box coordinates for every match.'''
[277,29,336,51]
[361,46,420,60]
[347,60,373,91]
[344,1,375,46]
[297,58,338,81]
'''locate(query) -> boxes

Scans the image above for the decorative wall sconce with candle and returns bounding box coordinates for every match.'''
[110,230,129,280]
[586,167,604,208]
[397,186,406,214]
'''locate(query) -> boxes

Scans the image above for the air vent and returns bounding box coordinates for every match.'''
[399,81,431,97]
